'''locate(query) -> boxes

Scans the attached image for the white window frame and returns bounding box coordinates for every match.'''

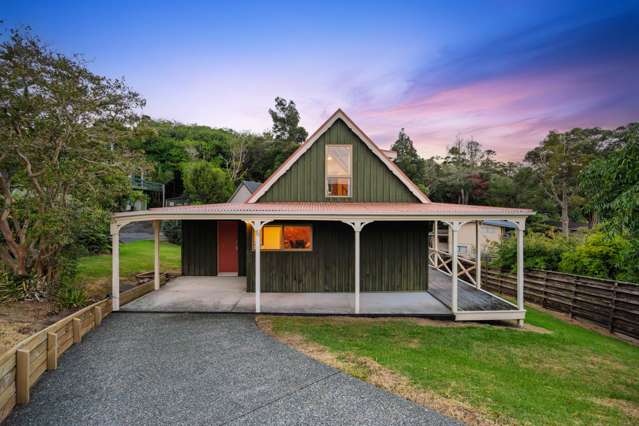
[325,144,352,198]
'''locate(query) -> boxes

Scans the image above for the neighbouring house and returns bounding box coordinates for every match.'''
[129,174,165,209]
[228,180,262,204]
[111,109,533,323]
[434,220,516,258]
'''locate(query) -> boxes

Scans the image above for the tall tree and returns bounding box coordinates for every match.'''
[580,123,639,234]
[391,128,426,186]
[525,128,609,235]
[0,28,144,284]
[182,161,233,204]
[440,137,492,204]
[268,97,308,143]
[224,133,249,184]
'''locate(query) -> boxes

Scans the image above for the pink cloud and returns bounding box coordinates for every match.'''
[350,63,636,161]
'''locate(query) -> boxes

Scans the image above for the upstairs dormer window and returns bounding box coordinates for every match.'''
[325,145,352,197]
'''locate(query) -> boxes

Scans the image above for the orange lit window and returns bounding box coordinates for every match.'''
[327,177,350,196]
[283,225,312,250]
[326,145,351,197]
[253,225,312,251]
[260,226,282,250]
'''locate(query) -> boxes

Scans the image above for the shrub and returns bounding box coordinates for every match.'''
[73,208,112,255]
[162,220,182,245]
[489,231,574,272]
[182,161,233,204]
[558,231,631,280]
[0,269,48,303]
[54,258,87,309]
[56,283,87,309]
[618,239,639,283]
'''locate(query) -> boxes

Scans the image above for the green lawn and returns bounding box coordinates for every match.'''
[76,240,181,288]
[269,310,639,425]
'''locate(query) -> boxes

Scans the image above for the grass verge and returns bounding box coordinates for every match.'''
[76,240,181,299]
[261,309,639,426]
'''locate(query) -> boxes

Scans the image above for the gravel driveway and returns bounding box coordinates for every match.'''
[7,313,459,425]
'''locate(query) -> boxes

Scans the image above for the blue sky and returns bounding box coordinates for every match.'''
[4,0,638,159]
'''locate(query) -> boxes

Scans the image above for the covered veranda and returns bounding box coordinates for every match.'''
[120,274,453,316]
[110,202,533,324]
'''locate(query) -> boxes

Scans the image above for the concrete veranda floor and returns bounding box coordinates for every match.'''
[7,314,459,425]
[121,276,453,316]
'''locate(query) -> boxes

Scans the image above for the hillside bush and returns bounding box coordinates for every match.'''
[162,221,182,245]
[558,231,632,281]
[489,228,639,283]
[182,161,233,204]
[489,231,574,272]
[73,208,112,255]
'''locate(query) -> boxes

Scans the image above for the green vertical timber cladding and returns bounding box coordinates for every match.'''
[182,220,217,276]
[259,118,420,202]
[361,221,428,291]
[246,221,354,292]
[246,221,429,292]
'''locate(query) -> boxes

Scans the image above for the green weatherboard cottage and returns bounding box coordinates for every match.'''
[111,109,533,322]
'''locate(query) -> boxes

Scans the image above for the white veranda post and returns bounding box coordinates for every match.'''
[475,221,481,289]
[111,223,120,311]
[433,220,439,268]
[516,220,526,326]
[342,220,370,314]
[447,221,465,314]
[246,220,271,314]
[153,220,161,291]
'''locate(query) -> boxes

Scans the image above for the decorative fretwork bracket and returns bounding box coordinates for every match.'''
[442,220,468,232]
[244,219,272,232]
[341,220,371,232]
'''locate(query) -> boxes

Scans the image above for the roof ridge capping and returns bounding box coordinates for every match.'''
[247,109,431,204]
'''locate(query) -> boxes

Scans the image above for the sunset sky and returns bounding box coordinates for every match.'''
[5,0,639,160]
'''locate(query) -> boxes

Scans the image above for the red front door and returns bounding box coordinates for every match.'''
[218,221,239,274]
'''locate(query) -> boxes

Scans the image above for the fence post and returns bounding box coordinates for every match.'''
[94,306,103,327]
[569,275,577,318]
[16,349,30,404]
[47,332,58,370]
[609,282,618,334]
[73,318,82,343]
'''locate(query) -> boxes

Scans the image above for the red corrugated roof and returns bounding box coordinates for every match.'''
[144,202,533,216]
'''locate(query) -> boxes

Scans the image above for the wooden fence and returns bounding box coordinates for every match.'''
[482,268,639,340]
[0,276,166,422]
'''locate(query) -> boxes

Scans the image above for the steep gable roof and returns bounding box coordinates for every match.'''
[242,180,262,193]
[228,180,263,203]
[248,109,430,203]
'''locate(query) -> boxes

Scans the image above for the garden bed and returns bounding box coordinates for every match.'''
[0,241,181,353]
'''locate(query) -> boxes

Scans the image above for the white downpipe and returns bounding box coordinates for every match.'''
[451,226,459,313]
[112,229,120,311]
[255,226,262,313]
[475,221,481,289]
[354,228,361,314]
[153,220,161,291]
